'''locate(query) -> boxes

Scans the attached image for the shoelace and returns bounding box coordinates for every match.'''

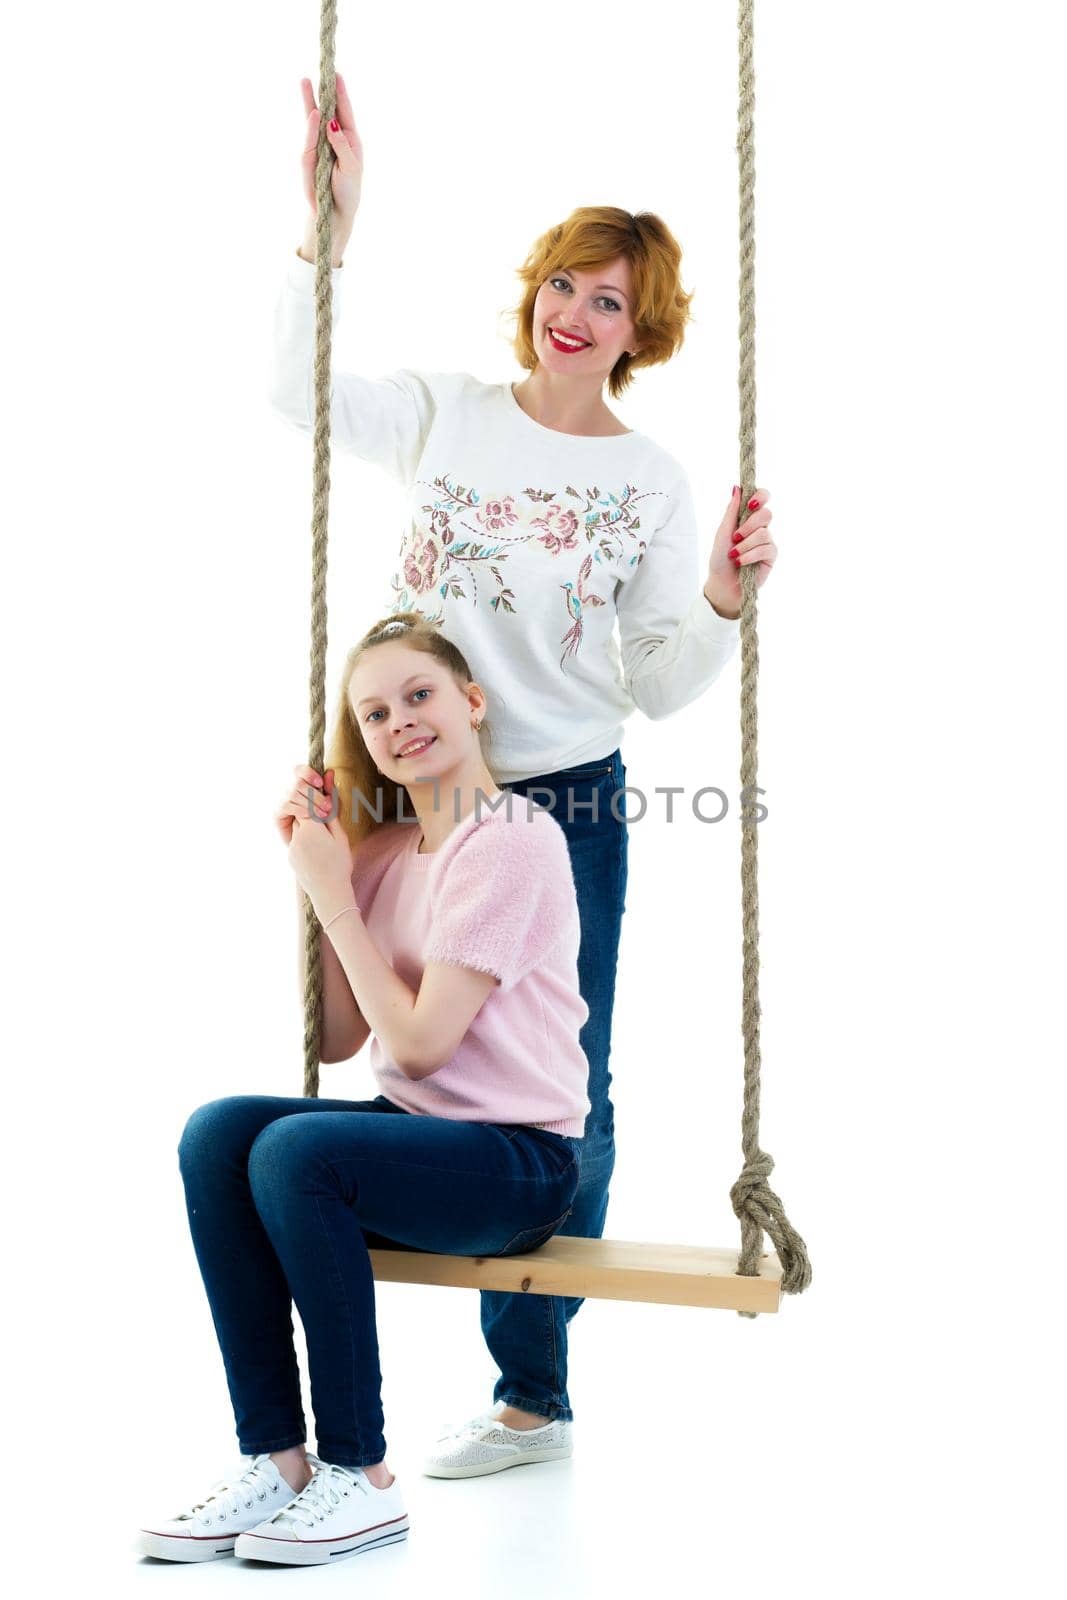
[180,1455,278,1525]
[439,1411,556,1442]
[269,1462,368,1530]
[436,1412,499,1441]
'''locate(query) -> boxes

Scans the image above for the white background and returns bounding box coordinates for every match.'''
[3,0,1063,1592]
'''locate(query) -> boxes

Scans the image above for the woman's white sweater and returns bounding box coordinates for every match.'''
[270,253,740,784]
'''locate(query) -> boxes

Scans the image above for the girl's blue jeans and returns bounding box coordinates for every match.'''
[177,749,627,1466]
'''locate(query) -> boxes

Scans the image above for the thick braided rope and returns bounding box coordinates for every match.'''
[301,0,339,1098]
[730,0,811,1310]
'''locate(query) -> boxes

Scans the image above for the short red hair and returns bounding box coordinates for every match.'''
[505,205,695,399]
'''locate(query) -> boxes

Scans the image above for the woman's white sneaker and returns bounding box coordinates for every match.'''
[234,1461,409,1565]
[422,1402,573,1478]
[135,1452,322,1562]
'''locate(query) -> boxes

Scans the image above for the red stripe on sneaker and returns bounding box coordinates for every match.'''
[239,1512,408,1544]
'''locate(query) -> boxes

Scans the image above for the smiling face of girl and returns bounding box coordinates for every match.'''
[348,641,488,791]
[533,256,640,381]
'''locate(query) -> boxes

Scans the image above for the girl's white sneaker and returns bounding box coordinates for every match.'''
[234,1460,410,1565]
[422,1402,573,1478]
[136,1452,323,1562]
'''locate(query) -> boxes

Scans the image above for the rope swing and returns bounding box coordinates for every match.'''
[297,0,811,1316]
[729,0,812,1310]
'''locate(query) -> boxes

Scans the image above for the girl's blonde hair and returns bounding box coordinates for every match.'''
[506,205,695,400]
[325,610,495,850]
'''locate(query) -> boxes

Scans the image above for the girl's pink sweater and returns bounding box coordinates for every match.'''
[345,791,591,1136]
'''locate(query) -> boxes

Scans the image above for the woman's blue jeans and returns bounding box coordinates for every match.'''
[177,748,627,1465]
[488,749,628,1422]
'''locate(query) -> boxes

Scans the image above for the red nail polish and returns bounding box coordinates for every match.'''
[329,118,339,132]
[729,548,740,561]
[732,531,744,544]
[747,496,760,510]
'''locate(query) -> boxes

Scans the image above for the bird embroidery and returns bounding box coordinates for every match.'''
[559,554,607,666]
[559,582,583,663]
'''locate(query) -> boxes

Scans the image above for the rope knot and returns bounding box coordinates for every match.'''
[730,1144,813,1300]
[729,1150,775,1211]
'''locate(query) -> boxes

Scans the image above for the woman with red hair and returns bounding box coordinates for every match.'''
[269,73,778,1478]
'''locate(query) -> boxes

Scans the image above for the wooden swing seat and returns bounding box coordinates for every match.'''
[369,1236,783,1313]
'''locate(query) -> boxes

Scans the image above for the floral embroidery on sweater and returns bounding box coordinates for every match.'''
[389,476,656,667]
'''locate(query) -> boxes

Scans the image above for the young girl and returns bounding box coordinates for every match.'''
[137,612,590,1564]
[267,73,778,1472]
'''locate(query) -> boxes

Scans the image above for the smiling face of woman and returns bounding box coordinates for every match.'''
[533,257,640,380]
